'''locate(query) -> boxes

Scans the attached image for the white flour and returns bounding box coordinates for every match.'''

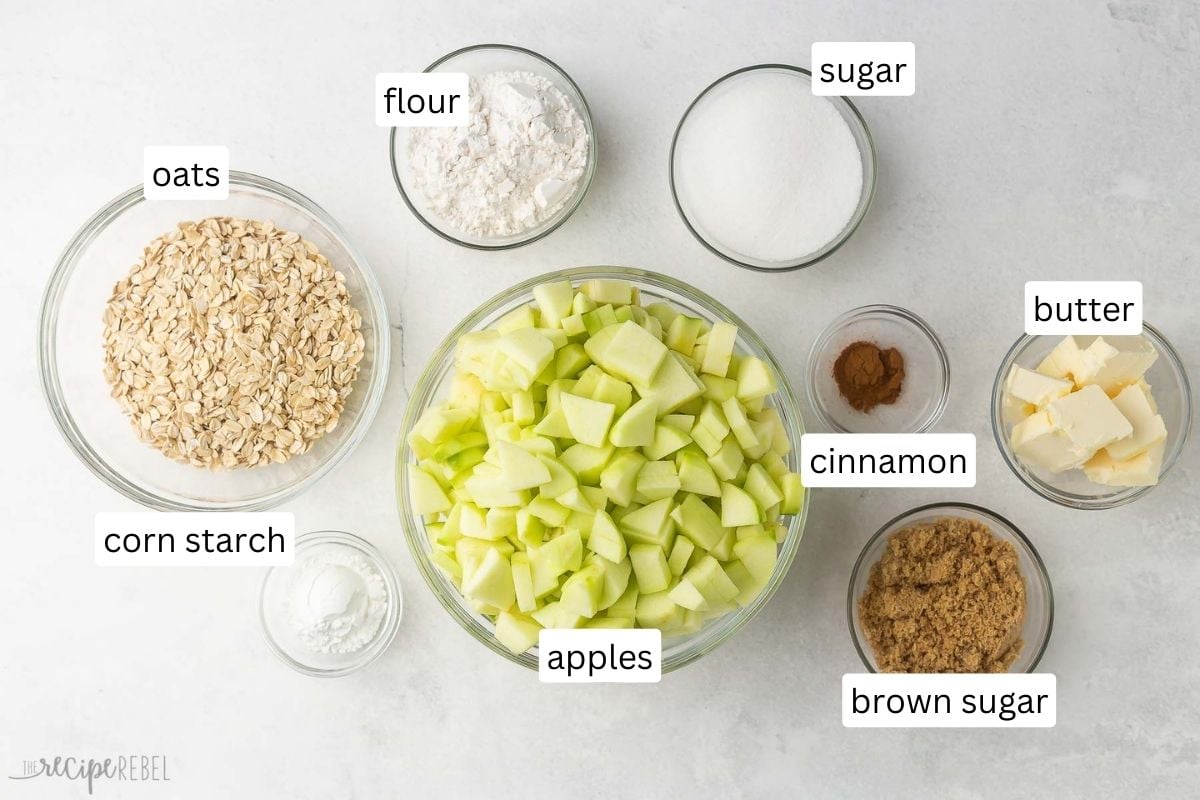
[407,71,590,237]
[286,547,388,655]
[674,71,863,262]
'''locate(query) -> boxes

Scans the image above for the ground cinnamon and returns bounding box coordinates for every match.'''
[858,517,1027,673]
[833,341,905,413]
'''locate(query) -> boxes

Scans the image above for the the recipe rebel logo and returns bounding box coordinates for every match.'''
[8,753,170,795]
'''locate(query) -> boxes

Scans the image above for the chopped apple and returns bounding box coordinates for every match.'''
[559,392,616,447]
[609,398,657,448]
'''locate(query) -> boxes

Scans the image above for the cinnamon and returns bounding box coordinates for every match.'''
[833,340,905,413]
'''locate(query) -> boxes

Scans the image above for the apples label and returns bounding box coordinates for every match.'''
[95,512,294,566]
[143,145,229,200]
[811,42,915,96]
[1025,280,1143,335]
[843,673,1056,728]
[538,629,661,683]
[376,73,469,127]
[800,433,976,488]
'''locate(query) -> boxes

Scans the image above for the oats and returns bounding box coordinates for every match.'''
[102,216,365,470]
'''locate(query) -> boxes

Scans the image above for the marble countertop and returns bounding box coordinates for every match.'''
[3,1,1197,797]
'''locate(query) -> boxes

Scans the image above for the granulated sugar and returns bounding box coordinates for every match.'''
[674,71,863,263]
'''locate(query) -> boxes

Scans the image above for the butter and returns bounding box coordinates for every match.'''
[1073,335,1158,393]
[1004,365,1072,407]
[1002,393,1036,425]
[1084,442,1164,487]
[1045,384,1132,458]
[1035,335,1084,382]
[1105,382,1166,460]
[1011,410,1090,472]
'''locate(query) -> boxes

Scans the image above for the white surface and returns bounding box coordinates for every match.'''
[2,1,1197,797]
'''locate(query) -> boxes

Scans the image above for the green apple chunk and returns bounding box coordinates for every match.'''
[587,510,627,562]
[560,392,616,447]
[408,464,451,515]
[609,398,657,448]
[619,498,675,548]
[720,483,761,527]
[600,451,647,507]
[495,611,542,654]
[601,321,669,385]
[629,543,672,593]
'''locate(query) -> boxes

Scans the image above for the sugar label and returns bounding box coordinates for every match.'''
[812,42,915,96]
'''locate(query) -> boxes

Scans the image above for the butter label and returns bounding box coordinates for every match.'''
[1025,280,1143,335]
[843,674,1056,728]
[812,42,915,96]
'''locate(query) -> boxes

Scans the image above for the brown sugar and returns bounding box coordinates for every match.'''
[857,517,1027,673]
[833,341,905,413]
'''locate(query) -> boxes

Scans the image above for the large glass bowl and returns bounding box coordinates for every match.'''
[848,503,1054,673]
[38,171,391,511]
[396,266,809,673]
[389,44,597,250]
[990,324,1192,510]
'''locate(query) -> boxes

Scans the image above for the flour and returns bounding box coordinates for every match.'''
[673,71,863,262]
[407,71,590,237]
[286,547,388,655]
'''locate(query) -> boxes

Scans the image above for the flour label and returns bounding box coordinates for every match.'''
[376,73,469,126]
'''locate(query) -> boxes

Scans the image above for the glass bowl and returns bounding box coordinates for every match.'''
[806,305,949,433]
[38,171,391,511]
[396,266,810,673]
[848,502,1054,673]
[389,44,597,250]
[669,64,876,272]
[259,530,403,678]
[990,324,1192,510]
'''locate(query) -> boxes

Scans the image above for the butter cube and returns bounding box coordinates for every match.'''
[1011,410,1090,473]
[1074,335,1158,392]
[1046,384,1133,458]
[1036,336,1085,382]
[1084,442,1164,487]
[1004,365,1073,408]
[1002,394,1036,425]
[1106,383,1167,460]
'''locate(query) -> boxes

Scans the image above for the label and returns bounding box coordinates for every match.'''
[812,42,915,96]
[843,673,1056,728]
[1024,280,1143,335]
[538,629,661,683]
[142,145,229,200]
[94,512,294,566]
[376,73,469,127]
[800,433,975,488]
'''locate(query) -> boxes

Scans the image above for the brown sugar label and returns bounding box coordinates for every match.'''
[843,674,1056,727]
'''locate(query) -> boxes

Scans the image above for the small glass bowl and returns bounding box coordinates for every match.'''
[259,531,402,678]
[848,503,1054,673]
[37,172,390,511]
[397,266,810,674]
[991,324,1193,510]
[389,44,597,250]
[669,64,876,272]
[806,305,949,433]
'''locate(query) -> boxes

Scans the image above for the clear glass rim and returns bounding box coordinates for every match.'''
[990,322,1193,510]
[396,266,810,673]
[805,304,950,433]
[668,64,878,273]
[36,170,392,511]
[846,501,1055,674]
[388,43,598,251]
[258,530,404,678]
